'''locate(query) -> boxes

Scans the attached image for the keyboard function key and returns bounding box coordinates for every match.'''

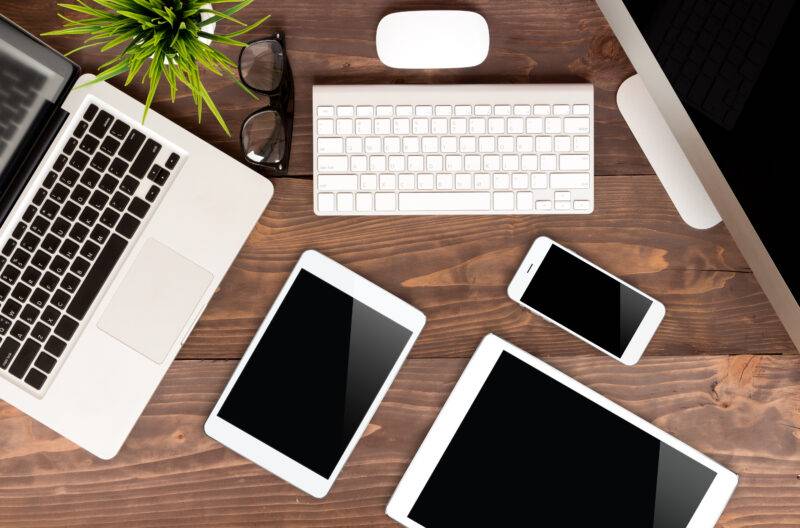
[109,120,130,140]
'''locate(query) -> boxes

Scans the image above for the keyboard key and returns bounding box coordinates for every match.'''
[88,190,109,210]
[83,103,98,121]
[147,165,169,185]
[79,134,99,154]
[336,193,353,212]
[64,137,78,155]
[165,153,180,170]
[30,288,48,308]
[10,320,29,340]
[1,239,15,257]
[54,315,79,341]
[60,167,79,187]
[73,121,88,138]
[39,272,59,293]
[0,316,10,336]
[120,175,139,195]
[108,157,128,177]
[51,217,70,238]
[40,200,59,220]
[119,129,145,161]
[550,172,591,189]
[24,367,47,390]
[1,265,20,285]
[11,283,30,303]
[50,182,69,203]
[42,233,60,253]
[127,197,150,218]
[318,156,348,172]
[49,256,69,275]
[89,110,113,137]
[110,120,130,140]
[34,352,56,374]
[22,205,37,223]
[90,152,110,173]
[31,250,50,270]
[32,322,51,343]
[0,283,8,301]
[20,305,39,325]
[69,223,89,243]
[0,337,19,369]
[59,239,79,259]
[145,185,160,202]
[100,208,120,229]
[67,233,127,321]
[398,192,491,211]
[9,338,38,378]
[100,136,120,156]
[317,174,358,191]
[78,207,99,227]
[70,185,91,205]
[130,139,161,178]
[53,154,68,172]
[89,225,110,245]
[30,216,49,236]
[70,257,90,277]
[61,273,80,294]
[69,151,89,171]
[51,289,70,309]
[99,174,119,194]
[2,298,21,318]
[21,267,40,287]
[32,188,47,206]
[41,306,59,327]
[44,335,66,357]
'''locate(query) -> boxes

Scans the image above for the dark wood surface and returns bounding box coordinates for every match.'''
[1,0,798,526]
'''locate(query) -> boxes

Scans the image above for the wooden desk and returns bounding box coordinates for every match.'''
[2,1,798,526]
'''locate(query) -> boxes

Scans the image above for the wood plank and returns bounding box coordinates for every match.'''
[1,356,798,527]
[2,0,651,177]
[179,177,794,360]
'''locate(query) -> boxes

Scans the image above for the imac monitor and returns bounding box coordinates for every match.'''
[597,0,800,352]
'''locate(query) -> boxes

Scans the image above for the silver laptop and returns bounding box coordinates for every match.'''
[0,16,273,458]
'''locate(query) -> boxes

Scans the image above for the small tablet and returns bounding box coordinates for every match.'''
[205,250,425,498]
[387,334,738,527]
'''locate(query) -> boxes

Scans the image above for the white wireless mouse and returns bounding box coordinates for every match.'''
[376,11,489,69]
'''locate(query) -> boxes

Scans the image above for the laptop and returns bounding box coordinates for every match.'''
[0,15,273,459]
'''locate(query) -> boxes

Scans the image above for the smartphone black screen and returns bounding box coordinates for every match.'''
[520,244,653,357]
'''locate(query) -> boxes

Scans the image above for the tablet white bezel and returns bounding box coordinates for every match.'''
[204,249,426,498]
[507,236,665,365]
[386,334,738,528]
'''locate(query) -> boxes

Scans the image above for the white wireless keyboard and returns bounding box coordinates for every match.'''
[312,84,594,215]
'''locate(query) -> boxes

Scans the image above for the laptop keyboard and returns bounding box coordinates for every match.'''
[0,100,182,395]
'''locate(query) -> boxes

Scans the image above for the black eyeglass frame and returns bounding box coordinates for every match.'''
[238,33,294,175]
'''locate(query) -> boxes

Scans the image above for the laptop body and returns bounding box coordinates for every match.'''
[0,15,273,459]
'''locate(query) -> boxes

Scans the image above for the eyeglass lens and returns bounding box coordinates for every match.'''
[242,110,286,165]
[240,40,285,92]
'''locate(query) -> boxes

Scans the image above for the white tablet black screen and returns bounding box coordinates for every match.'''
[217,269,412,478]
[408,351,717,526]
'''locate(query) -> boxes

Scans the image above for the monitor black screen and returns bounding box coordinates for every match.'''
[620,1,799,300]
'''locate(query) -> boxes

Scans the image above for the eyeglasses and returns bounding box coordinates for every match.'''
[238,33,294,175]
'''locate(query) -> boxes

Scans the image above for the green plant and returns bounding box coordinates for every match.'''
[43,0,270,135]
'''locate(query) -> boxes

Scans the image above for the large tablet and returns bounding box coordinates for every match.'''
[387,334,738,527]
[205,250,425,498]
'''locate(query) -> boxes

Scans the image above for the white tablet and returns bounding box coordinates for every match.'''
[387,334,738,527]
[205,250,425,498]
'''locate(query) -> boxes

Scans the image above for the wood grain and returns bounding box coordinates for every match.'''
[180,177,795,360]
[1,355,799,528]
[1,0,650,177]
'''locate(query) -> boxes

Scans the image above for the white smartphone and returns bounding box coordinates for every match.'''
[507,237,665,365]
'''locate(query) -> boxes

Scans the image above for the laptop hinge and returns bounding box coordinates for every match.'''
[0,106,69,226]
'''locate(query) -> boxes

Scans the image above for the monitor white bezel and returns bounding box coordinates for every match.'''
[386,333,738,527]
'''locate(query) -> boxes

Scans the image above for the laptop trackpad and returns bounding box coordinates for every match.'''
[98,239,213,364]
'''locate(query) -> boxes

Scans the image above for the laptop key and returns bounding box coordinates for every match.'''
[53,154,68,172]
[59,239,79,259]
[24,368,47,390]
[67,233,127,321]
[0,337,20,370]
[61,273,79,293]
[51,289,70,310]
[8,338,39,379]
[108,157,128,177]
[99,208,119,229]
[49,255,69,275]
[40,272,59,292]
[20,233,39,253]
[21,305,40,326]
[61,201,80,221]
[31,250,50,270]
[32,323,51,343]
[99,174,119,194]
[44,335,66,357]
[2,298,21,319]
[145,184,160,202]
[11,249,30,269]
[30,216,50,236]
[90,152,110,173]
[22,205,36,222]
[71,185,90,205]
[165,152,180,169]
[115,213,140,238]
[100,136,120,156]
[41,306,59,327]
[128,197,150,218]
[34,352,56,374]
[80,241,100,260]
[12,222,25,239]
[78,207,99,227]
[110,191,130,211]
[89,190,109,210]
[73,121,88,138]
[54,315,79,341]
[50,182,69,203]
[42,233,60,253]
[1,265,20,285]
[21,267,40,287]
[69,151,89,171]
[89,110,113,138]
[119,129,145,161]
[40,200,59,219]
[119,175,139,195]
[11,283,30,303]
[70,257,90,277]
[51,217,70,238]
[2,239,15,256]
[64,137,78,155]
[30,288,48,308]
[81,168,101,188]
[0,283,9,301]
[79,135,99,154]
[90,225,110,244]
[70,223,89,243]
[10,320,29,341]
[60,167,79,187]
[32,188,47,205]
[110,120,130,140]
[83,103,98,121]
[130,139,161,178]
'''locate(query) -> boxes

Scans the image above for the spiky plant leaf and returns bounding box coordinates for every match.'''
[43,0,270,135]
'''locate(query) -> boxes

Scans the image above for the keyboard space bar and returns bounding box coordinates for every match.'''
[67,234,128,321]
[398,192,491,211]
